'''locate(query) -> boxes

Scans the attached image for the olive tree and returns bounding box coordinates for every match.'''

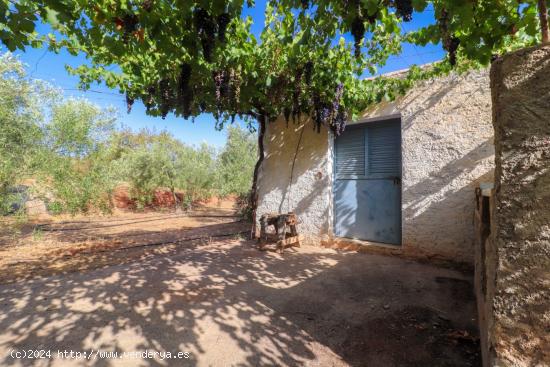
[40,99,118,214]
[217,125,257,196]
[0,53,57,213]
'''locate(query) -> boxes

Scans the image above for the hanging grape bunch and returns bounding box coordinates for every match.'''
[445,37,460,65]
[194,8,217,62]
[438,8,460,65]
[220,72,231,100]
[212,70,228,121]
[310,83,348,134]
[303,61,314,86]
[333,109,348,136]
[159,79,172,119]
[311,93,328,133]
[332,83,348,135]
[217,13,231,42]
[145,86,155,113]
[213,70,224,106]
[292,66,304,122]
[351,16,365,59]
[178,63,193,118]
[330,83,345,135]
[121,14,139,44]
[142,0,153,12]
[199,101,207,113]
[227,68,236,106]
[126,94,135,114]
[231,68,242,107]
[393,0,413,21]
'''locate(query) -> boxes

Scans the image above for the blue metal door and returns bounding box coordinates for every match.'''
[334,119,402,245]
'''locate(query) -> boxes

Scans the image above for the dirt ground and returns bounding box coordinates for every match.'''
[0,203,480,366]
[0,198,246,283]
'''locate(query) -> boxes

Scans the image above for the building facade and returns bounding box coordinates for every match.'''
[256,69,494,263]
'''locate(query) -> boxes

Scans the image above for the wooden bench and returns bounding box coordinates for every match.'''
[258,212,301,254]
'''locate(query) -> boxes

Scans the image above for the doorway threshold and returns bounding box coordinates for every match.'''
[327,237,403,256]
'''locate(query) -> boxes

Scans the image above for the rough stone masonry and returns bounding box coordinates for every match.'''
[487,44,550,366]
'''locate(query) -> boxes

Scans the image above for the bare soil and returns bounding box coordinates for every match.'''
[0,198,246,283]
[0,201,481,366]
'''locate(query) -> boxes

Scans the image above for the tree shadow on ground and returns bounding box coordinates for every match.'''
[0,236,480,366]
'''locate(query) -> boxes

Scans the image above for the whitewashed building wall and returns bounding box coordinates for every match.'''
[256,69,494,263]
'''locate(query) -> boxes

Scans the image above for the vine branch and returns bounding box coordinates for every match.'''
[538,0,549,43]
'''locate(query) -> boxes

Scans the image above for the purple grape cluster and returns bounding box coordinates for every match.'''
[311,83,348,135]
[123,14,138,34]
[213,70,224,104]
[145,85,155,113]
[304,61,314,86]
[332,83,343,115]
[332,109,348,136]
[438,8,460,66]
[217,13,231,42]
[194,9,233,61]
[178,63,193,118]
[292,67,303,122]
[194,8,217,61]
[126,94,134,114]
[142,0,153,12]
[159,79,171,119]
[445,37,460,66]
[394,0,413,21]
[351,17,365,59]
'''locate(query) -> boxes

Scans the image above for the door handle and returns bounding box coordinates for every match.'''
[393,177,401,185]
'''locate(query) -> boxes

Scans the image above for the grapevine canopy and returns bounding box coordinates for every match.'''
[0,0,543,132]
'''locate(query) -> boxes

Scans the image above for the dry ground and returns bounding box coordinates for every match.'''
[0,199,246,283]
[0,203,480,366]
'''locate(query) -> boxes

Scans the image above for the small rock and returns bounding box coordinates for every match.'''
[383,304,390,310]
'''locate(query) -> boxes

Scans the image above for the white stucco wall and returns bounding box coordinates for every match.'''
[256,118,333,244]
[360,69,494,261]
[257,69,494,262]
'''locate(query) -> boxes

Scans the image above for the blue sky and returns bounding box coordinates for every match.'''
[11,1,445,147]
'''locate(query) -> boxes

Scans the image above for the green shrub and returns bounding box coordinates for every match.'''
[0,52,257,217]
[46,201,64,215]
[39,99,117,214]
[217,126,257,196]
[0,53,56,215]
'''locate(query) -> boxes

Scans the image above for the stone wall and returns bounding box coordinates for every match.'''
[257,69,494,262]
[359,69,494,262]
[485,44,550,366]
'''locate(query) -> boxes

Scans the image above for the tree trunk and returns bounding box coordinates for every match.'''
[539,0,549,43]
[171,186,179,211]
[250,114,266,238]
